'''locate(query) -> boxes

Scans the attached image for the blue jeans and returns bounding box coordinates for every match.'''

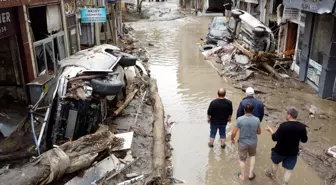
[210,124,227,139]
[271,150,298,170]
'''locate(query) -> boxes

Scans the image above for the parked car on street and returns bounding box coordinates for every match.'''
[44,44,140,148]
[206,16,230,44]
[227,9,275,52]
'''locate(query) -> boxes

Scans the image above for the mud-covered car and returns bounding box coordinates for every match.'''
[206,16,230,45]
[227,9,275,52]
[45,45,137,148]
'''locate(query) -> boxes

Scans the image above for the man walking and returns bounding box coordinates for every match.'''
[207,88,233,148]
[265,108,308,185]
[231,103,261,181]
[237,87,264,122]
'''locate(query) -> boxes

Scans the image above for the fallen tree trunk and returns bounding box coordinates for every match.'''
[233,41,282,80]
[114,88,139,116]
[0,125,118,185]
[261,62,282,80]
[149,78,166,178]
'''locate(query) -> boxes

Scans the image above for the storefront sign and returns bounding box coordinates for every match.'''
[0,8,14,39]
[283,0,335,14]
[283,8,299,21]
[81,8,107,23]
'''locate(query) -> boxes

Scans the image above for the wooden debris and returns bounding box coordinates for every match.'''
[113,88,139,116]
[233,41,283,80]
[261,62,283,80]
[0,125,120,185]
[149,78,166,178]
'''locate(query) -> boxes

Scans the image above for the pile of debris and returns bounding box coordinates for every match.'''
[202,41,293,83]
[0,25,170,185]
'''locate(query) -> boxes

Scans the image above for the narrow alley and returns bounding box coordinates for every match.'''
[130,1,324,184]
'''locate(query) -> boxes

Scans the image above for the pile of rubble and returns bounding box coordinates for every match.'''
[202,41,293,84]
[0,25,171,185]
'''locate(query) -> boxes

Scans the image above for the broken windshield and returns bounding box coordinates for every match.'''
[212,23,227,31]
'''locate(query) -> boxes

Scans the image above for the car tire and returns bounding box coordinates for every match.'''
[199,45,214,52]
[90,65,125,95]
[253,26,266,37]
[232,10,243,19]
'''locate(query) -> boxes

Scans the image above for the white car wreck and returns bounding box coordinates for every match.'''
[43,44,142,148]
[227,9,275,52]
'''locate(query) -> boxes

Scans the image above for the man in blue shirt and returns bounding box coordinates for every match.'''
[236,87,264,122]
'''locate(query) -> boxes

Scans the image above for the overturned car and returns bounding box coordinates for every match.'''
[227,9,275,52]
[44,44,139,148]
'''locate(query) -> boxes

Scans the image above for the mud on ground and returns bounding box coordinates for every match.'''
[111,89,154,174]
[207,57,336,185]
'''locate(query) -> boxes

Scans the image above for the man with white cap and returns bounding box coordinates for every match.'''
[236,87,264,122]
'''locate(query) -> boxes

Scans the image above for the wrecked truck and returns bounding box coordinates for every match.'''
[228,9,275,52]
[44,44,138,148]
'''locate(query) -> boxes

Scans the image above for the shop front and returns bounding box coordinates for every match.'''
[284,0,336,98]
[0,7,27,103]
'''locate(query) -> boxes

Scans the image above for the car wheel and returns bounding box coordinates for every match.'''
[253,26,266,37]
[199,45,214,52]
[232,10,243,19]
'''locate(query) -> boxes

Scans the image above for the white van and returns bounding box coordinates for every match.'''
[227,9,275,52]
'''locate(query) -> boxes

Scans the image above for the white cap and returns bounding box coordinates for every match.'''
[246,87,254,96]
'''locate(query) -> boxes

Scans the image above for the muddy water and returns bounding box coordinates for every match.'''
[130,7,323,185]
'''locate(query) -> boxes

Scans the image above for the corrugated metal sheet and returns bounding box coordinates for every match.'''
[283,0,335,14]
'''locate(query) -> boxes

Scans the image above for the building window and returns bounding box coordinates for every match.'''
[310,14,333,65]
[307,14,333,87]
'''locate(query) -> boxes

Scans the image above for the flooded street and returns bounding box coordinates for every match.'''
[130,2,323,184]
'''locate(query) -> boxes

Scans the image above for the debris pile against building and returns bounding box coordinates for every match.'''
[0,3,171,181]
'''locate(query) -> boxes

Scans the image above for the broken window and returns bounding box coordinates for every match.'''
[29,5,67,76]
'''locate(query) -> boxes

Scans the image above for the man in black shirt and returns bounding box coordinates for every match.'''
[265,108,308,185]
[207,88,233,148]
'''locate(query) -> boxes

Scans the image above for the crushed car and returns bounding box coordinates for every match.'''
[227,9,275,52]
[44,44,139,148]
[206,16,230,45]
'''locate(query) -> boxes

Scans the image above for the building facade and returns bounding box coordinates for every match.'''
[283,0,336,99]
[0,0,123,104]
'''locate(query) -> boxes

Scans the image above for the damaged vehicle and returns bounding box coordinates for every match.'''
[45,44,138,148]
[206,16,230,44]
[228,9,275,52]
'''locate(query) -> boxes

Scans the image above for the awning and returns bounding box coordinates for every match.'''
[283,0,336,14]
